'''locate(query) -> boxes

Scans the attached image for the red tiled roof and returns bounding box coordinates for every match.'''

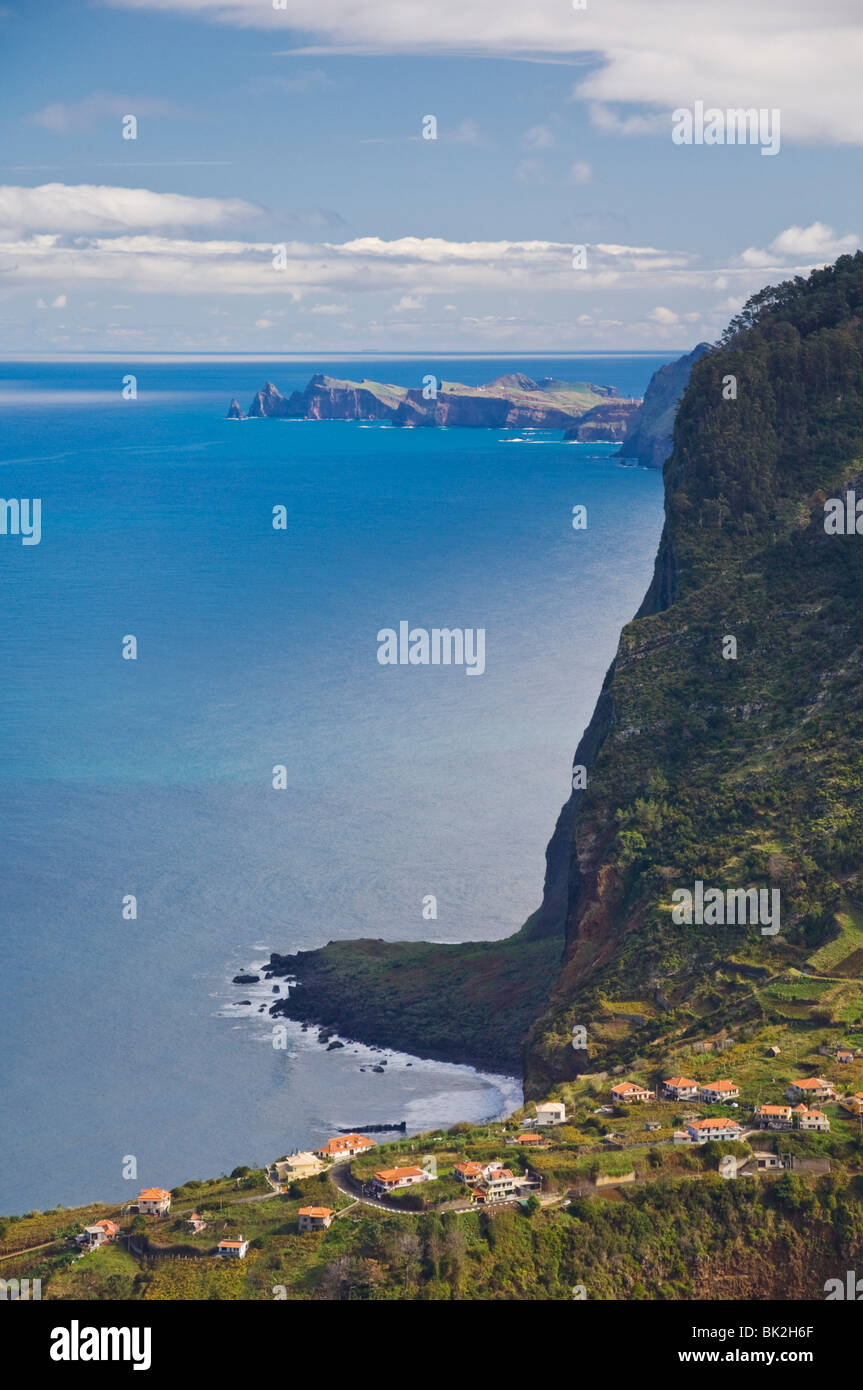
[374,1166,424,1182]
[298,1206,333,1218]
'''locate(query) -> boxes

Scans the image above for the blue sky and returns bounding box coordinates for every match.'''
[0,0,861,353]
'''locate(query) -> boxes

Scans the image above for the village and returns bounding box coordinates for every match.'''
[44,1040,862,1276]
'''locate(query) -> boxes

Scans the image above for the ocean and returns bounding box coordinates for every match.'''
[0,354,670,1213]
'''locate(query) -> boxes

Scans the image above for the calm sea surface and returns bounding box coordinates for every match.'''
[0,355,669,1212]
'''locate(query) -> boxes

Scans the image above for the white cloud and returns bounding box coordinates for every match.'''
[522,124,554,149]
[30,93,184,134]
[569,160,592,184]
[104,0,863,147]
[649,305,680,325]
[740,221,860,267]
[0,184,259,234]
[393,294,424,311]
[254,317,274,327]
[51,293,67,308]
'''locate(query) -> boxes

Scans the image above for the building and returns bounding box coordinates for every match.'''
[371,1166,430,1196]
[216,1237,249,1259]
[534,1101,566,1126]
[662,1077,699,1101]
[516,1132,544,1146]
[611,1082,655,1104]
[78,1219,119,1250]
[767,1045,781,1057]
[753,1104,793,1129]
[786,1078,835,1102]
[316,1134,376,1161]
[135,1187,171,1216]
[737,1151,784,1177]
[274,1151,324,1185]
[482,1169,517,1203]
[686,1118,743,1144]
[186,1213,206,1234]
[453,1161,484,1185]
[645,1121,662,1132]
[793,1106,830,1132]
[298,1206,334,1232]
[698,1080,740,1103]
[836,1050,854,1064]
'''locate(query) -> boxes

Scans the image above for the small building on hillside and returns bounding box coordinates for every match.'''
[454,1161,484,1185]
[793,1105,830,1132]
[371,1166,430,1196]
[611,1082,655,1104]
[316,1134,376,1161]
[535,1101,566,1126]
[737,1151,784,1177]
[836,1050,854,1064]
[686,1118,743,1144]
[786,1078,835,1102]
[275,1151,324,1184]
[78,1219,119,1250]
[216,1237,249,1259]
[753,1103,793,1129]
[516,1133,545,1146]
[482,1169,517,1203]
[186,1213,207,1234]
[135,1188,171,1216]
[766,1045,781,1057]
[698,1080,739,1103]
[298,1206,333,1232]
[662,1077,699,1101]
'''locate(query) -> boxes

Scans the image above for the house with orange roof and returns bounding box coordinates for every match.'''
[453,1161,484,1184]
[482,1169,518,1203]
[78,1218,119,1250]
[753,1103,793,1129]
[371,1165,430,1197]
[836,1050,854,1064]
[686,1118,743,1143]
[662,1077,699,1101]
[135,1187,171,1216]
[792,1105,830,1132]
[698,1080,740,1103]
[611,1082,655,1104]
[786,1078,835,1102]
[515,1132,545,1146]
[316,1134,376,1161]
[216,1236,249,1259]
[298,1205,334,1232]
[186,1213,206,1233]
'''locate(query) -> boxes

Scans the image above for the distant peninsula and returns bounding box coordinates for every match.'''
[227,371,642,437]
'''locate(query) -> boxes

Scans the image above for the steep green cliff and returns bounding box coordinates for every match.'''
[269,255,863,1094]
[525,253,863,1093]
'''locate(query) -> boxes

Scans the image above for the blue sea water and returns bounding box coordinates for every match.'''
[0,354,670,1213]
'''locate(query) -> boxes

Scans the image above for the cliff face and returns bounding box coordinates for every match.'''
[562,399,641,443]
[524,255,863,1094]
[237,373,624,430]
[618,343,710,467]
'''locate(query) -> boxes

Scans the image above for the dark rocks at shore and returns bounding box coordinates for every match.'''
[371,1065,385,1074]
[338,1122,407,1134]
[562,398,641,443]
[232,974,259,984]
[226,398,246,420]
[326,1040,345,1050]
[272,985,280,993]
[234,1000,251,1006]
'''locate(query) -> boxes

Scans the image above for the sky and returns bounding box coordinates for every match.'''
[0,0,861,354]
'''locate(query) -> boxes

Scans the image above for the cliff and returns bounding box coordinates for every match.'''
[234,372,625,430]
[267,255,863,1093]
[563,399,641,443]
[617,342,710,467]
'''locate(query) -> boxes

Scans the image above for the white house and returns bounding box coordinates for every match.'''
[534,1101,566,1126]
[753,1104,793,1129]
[686,1118,743,1143]
[793,1106,830,1132]
[78,1219,119,1250]
[217,1237,249,1259]
[135,1187,171,1216]
[786,1078,835,1102]
[482,1169,518,1203]
[371,1166,430,1196]
[611,1082,655,1104]
[298,1206,334,1232]
[316,1134,376,1161]
[662,1076,699,1101]
[698,1080,740,1103]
